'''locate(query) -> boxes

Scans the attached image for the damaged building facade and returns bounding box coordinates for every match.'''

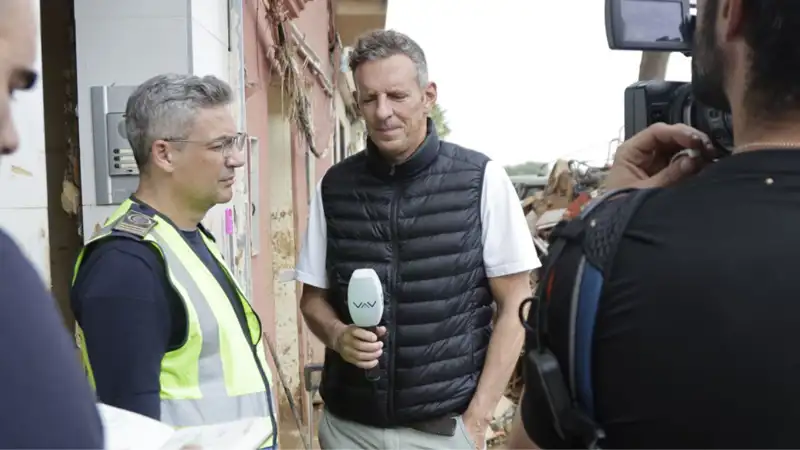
[1,0,386,443]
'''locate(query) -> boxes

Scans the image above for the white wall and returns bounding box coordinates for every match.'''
[74,0,250,279]
[0,0,50,283]
[75,0,192,240]
[267,86,301,398]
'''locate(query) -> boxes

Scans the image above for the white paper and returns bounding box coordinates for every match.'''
[98,403,174,450]
[97,403,270,450]
[161,417,271,450]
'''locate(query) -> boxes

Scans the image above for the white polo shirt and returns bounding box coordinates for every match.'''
[295,160,541,289]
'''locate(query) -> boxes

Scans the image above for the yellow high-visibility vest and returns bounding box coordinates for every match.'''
[73,199,276,446]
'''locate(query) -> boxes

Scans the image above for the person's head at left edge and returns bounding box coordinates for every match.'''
[350,29,437,164]
[0,0,38,161]
[125,74,246,221]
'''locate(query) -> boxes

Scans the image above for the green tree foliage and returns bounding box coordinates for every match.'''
[504,161,550,176]
[430,102,451,139]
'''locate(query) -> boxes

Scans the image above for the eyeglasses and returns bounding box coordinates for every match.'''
[163,132,249,158]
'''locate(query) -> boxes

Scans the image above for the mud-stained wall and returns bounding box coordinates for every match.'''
[243,1,383,446]
[267,82,302,418]
[290,0,336,376]
[244,1,337,446]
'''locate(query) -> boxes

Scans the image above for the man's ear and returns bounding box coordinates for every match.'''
[721,0,744,40]
[150,140,175,173]
[423,81,438,113]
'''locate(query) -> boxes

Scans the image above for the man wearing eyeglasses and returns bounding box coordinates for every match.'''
[70,73,278,448]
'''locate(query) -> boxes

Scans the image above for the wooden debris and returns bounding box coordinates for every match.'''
[486,396,517,447]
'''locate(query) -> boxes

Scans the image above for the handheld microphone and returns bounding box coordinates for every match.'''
[347,268,384,382]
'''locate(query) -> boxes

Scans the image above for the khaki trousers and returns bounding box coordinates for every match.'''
[318,408,485,450]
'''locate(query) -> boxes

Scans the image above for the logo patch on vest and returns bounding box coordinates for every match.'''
[113,210,156,238]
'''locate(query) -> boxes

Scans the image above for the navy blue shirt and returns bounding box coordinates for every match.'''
[0,229,104,448]
[71,204,248,420]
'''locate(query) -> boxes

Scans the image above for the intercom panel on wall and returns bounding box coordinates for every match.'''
[90,85,139,205]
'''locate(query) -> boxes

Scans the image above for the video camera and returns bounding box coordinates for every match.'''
[606,0,733,153]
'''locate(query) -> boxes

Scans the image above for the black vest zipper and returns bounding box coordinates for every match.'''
[387,173,401,422]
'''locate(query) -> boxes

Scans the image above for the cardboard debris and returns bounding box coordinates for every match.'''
[486,396,517,446]
[521,159,609,255]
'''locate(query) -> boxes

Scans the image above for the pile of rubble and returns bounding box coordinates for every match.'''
[485,159,609,448]
[523,159,610,254]
[485,395,518,447]
[529,159,608,217]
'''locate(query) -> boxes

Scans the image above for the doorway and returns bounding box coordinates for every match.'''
[266,81,303,444]
[41,0,82,329]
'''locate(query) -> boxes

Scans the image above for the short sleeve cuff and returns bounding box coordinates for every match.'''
[485,257,541,278]
[295,269,329,289]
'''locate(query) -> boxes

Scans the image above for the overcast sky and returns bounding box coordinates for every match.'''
[386,0,693,166]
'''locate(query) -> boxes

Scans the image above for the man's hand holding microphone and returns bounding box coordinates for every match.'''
[333,325,386,370]
[335,268,386,381]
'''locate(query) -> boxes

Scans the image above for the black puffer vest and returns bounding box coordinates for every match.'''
[319,122,494,427]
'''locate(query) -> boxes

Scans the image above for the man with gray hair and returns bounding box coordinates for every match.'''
[297,29,539,449]
[71,73,278,448]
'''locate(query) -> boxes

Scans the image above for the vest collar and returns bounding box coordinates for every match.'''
[366,118,440,179]
[128,195,216,242]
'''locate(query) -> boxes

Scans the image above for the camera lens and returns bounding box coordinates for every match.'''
[693,102,734,155]
[667,83,694,126]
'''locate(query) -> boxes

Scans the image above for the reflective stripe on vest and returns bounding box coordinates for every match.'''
[73,200,275,445]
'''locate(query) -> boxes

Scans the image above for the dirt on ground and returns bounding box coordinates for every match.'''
[277,403,322,450]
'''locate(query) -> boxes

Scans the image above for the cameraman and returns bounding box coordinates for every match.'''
[510,0,800,448]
